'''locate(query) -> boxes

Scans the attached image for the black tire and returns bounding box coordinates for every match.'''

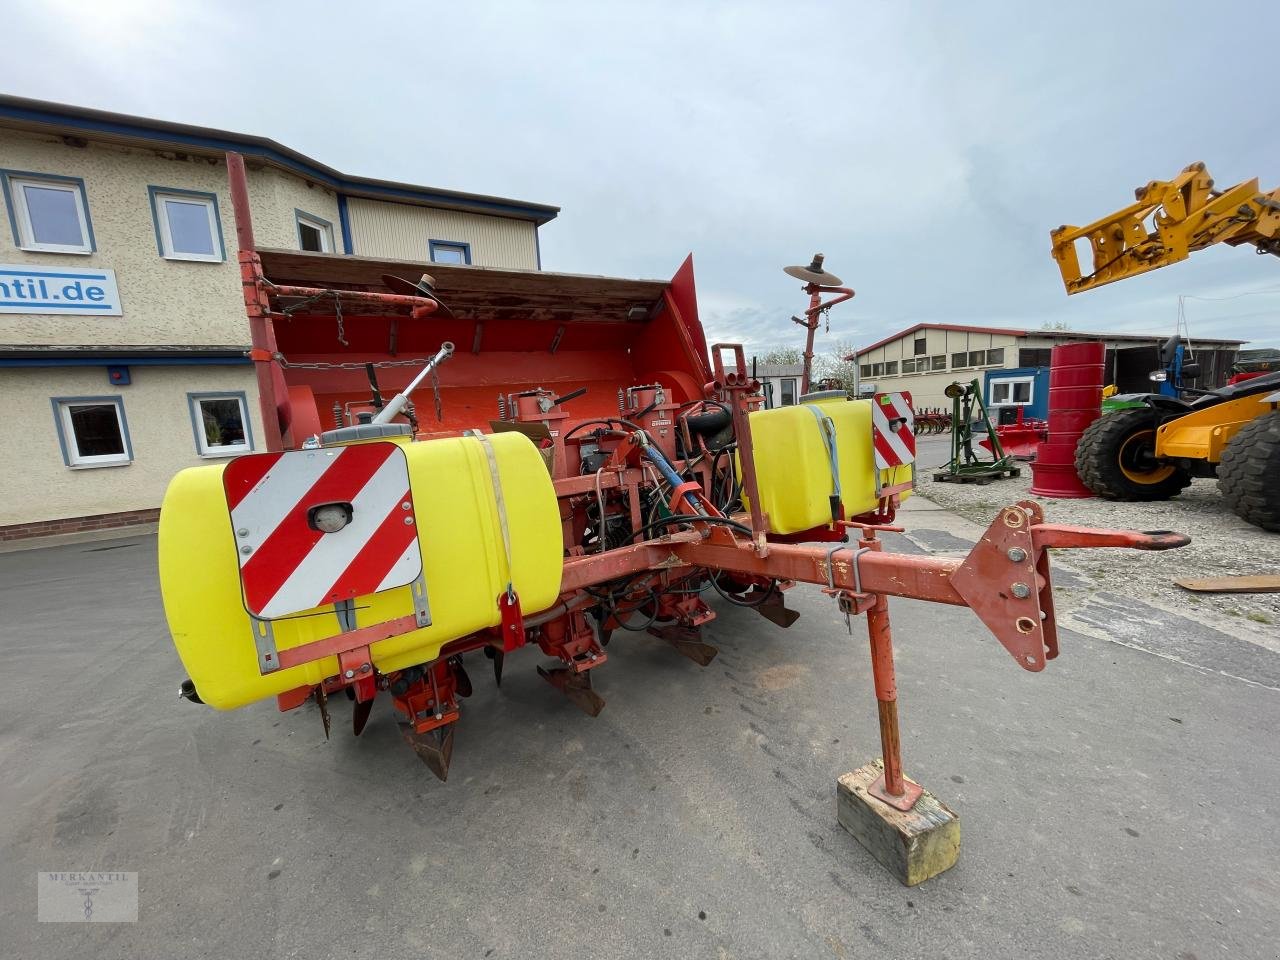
[1218,410,1280,532]
[1074,408,1192,501]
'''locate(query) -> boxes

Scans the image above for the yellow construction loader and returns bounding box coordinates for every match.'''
[1050,163,1280,531]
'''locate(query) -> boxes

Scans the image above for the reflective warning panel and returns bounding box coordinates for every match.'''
[222,442,422,619]
[872,392,916,469]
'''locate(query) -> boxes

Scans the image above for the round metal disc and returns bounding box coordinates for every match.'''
[783,264,843,286]
[381,273,454,318]
[381,273,436,297]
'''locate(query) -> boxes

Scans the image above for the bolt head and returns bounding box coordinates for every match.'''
[1011,582,1031,599]
[1007,547,1027,563]
[236,528,249,537]
[240,545,253,555]
[404,516,414,525]
[344,669,355,679]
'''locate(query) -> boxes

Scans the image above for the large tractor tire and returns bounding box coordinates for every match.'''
[1074,408,1193,501]
[1218,410,1280,532]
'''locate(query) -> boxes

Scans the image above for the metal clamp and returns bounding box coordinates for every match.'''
[825,544,872,594]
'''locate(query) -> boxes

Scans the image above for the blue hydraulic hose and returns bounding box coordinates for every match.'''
[640,439,705,515]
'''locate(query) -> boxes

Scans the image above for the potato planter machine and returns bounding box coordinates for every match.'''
[158,154,1188,884]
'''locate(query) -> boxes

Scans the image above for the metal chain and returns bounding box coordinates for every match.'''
[334,295,347,347]
[429,366,443,421]
[277,287,347,347]
[273,353,449,370]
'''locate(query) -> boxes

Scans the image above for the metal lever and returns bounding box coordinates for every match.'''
[553,386,588,406]
[372,341,455,425]
[1030,525,1191,551]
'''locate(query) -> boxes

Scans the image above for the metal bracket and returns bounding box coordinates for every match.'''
[250,615,280,674]
[409,571,432,628]
[334,598,357,632]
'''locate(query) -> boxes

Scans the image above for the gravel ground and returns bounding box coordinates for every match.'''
[917,471,1280,641]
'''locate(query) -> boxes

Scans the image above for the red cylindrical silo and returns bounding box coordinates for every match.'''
[1029,341,1105,498]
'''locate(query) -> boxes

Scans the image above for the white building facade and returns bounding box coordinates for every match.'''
[0,96,557,539]
[850,323,1243,411]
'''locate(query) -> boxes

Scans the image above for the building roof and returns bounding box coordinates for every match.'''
[752,362,805,377]
[0,95,560,225]
[847,321,1247,359]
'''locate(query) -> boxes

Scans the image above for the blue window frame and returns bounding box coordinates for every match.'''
[295,209,334,253]
[429,239,471,265]
[187,390,254,456]
[147,186,226,262]
[1,169,95,253]
[51,395,132,467]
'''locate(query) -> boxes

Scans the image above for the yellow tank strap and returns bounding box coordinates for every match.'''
[801,404,841,499]
[465,431,515,598]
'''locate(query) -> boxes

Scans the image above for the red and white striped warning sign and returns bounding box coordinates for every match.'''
[872,392,915,469]
[223,442,422,619]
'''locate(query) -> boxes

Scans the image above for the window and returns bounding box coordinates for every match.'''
[990,377,1034,406]
[429,239,472,265]
[932,355,946,370]
[3,171,94,253]
[872,362,884,377]
[52,397,131,467]
[952,352,968,368]
[884,361,898,376]
[966,350,984,367]
[188,392,253,456]
[913,337,927,356]
[295,211,334,253]
[149,187,225,262]
[1020,348,1052,367]
[901,359,915,374]
[986,348,1005,366]
[780,378,797,406]
[860,364,872,378]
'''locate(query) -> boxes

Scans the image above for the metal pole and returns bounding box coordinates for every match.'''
[865,592,905,795]
[801,286,821,395]
[226,151,284,452]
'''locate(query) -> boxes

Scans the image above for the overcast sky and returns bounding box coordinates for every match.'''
[6,1,1279,357]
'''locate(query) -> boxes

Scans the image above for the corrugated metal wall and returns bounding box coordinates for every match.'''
[346,197,538,269]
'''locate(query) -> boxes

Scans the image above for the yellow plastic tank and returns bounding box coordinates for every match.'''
[742,396,913,535]
[158,431,562,710]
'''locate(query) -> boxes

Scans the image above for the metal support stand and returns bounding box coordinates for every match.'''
[863,592,924,812]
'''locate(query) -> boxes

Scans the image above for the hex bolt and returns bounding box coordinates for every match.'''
[1011,582,1031,599]
[1006,547,1027,563]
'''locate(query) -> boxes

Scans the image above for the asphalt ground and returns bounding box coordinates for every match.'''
[3,496,1278,959]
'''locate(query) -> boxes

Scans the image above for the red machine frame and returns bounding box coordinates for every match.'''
[219,152,1187,803]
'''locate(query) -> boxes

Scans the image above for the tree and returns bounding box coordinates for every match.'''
[1039,320,1072,331]
[761,346,803,365]
[813,340,861,394]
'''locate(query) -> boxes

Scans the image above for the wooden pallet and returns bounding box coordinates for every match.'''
[932,465,1021,484]
[1175,575,1280,594]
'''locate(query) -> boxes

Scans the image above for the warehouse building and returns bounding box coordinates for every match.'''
[0,96,557,539]
[849,322,1244,411]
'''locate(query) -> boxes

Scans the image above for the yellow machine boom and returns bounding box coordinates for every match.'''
[1050,162,1280,294]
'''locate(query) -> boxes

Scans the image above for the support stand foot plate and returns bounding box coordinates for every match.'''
[836,760,960,886]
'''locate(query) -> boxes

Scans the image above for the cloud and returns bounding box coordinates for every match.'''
[4,0,1276,351]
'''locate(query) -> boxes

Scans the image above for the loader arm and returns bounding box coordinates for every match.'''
[1050,162,1280,294]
